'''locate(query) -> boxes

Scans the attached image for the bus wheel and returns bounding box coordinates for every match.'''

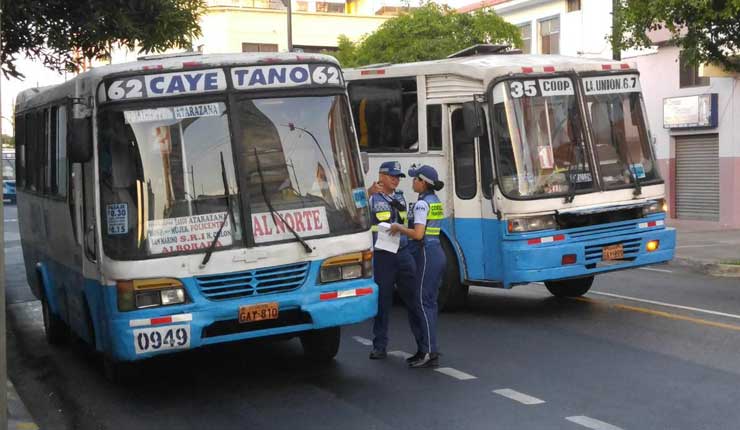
[41,289,68,345]
[438,239,469,312]
[544,275,595,297]
[300,327,340,362]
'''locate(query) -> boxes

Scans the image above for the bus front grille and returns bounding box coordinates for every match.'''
[195,262,310,301]
[584,238,642,265]
[202,308,312,338]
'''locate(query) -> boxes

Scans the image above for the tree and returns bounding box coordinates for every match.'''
[612,0,740,72]
[1,0,205,79]
[329,3,522,67]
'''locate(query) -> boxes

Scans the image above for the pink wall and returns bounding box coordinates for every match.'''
[720,157,740,227]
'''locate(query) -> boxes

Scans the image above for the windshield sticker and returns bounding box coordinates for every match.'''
[106,203,129,235]
[570,172,593,183]
[146,212,232,255]
[231,64,342,91]
[583,75,641,95]
[509,78,574,98]
[352,188,368,209]
[173,103,222,120]
[124,108,174,124]
[630,163,646,179]
[124,103,222,124]
[252,206,330,244]
[538,146,554,169]
[105,69,227,101]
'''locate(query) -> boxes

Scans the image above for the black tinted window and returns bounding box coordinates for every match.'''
[452,109,476,200]
[427,105,442,151]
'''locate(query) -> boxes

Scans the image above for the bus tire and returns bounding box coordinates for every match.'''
[300,327,340,362]
[438,238,468,312]
[41,285,68,346]
[544,275,594,297]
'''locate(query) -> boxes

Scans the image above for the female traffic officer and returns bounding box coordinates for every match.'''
[390,165,445,368]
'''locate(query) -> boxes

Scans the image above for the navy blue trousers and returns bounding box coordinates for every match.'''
[372,248,417,351]
[408,242,446,353]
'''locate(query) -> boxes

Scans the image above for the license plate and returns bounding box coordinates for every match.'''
[133,325,190,355]
[602,244,624,260]
[239,302,279,323]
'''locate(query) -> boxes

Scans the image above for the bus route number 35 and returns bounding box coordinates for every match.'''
[133,325,191,354]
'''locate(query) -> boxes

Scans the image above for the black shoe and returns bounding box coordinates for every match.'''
[409,352,439,368]
[406,351,423,364]
[369,349,387,360]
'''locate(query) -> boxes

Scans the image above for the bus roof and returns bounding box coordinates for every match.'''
[15,52,340,113]
[344,54,636,83]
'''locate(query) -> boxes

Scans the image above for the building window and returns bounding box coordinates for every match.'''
[293,45,337,53]
[679,52,710,88]
[539,16,560,54]
[518,23,532,54]
[316,2,345,13]
[242,42,278,53]
[567,0,581,12]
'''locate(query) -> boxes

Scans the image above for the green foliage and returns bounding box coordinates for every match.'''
[1,0,206,79]
[612,0,740,72]
[330,3,522,67]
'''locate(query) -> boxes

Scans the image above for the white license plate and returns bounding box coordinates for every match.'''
[133,325,191,355]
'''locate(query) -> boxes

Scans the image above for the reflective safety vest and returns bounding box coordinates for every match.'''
[369,190,408,248]
[408,192,444,244]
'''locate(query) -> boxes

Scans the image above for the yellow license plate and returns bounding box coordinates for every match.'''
[238,302,279,323]
[602,244,624,261]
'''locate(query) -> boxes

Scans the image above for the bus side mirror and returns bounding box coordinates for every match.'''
[462,101,484,139]
[360,151,370,174]
[68,118,93,163]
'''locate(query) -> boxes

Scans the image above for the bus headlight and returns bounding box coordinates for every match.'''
[507,215,557,233]
[643,199,667,216]
[320,250,373,283]
[116,278,187,311]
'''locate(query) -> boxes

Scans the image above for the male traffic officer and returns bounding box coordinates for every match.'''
[368,161,418,359]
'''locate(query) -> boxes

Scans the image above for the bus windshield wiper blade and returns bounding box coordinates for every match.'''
[606,103,642,197]
[200,152,234,268]
[253,148,313,254]
[564,144,579,204]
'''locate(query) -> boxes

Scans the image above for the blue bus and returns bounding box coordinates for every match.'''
[346,49,675,309]
[15,52,377,379]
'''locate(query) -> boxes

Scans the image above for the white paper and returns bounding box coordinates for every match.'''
[374,222,400,254]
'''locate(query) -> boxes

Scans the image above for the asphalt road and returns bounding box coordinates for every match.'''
[5,204,740,430]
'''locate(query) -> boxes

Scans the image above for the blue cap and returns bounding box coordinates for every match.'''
[379,161,406,177]
[408,164,439,184]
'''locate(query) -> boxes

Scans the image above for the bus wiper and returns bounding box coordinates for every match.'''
[200,152,234,268]
[253,148,313,254]
[606,104,642,197]
[564,143,580,204]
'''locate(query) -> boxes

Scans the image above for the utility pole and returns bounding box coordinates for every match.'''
[286,0,293,52]
[612,0,621,61]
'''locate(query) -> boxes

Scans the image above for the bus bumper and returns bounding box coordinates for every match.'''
[105,278,378,362]
[501,227,676,287]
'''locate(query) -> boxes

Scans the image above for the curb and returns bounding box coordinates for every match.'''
[7,380,39,430]
[669,257,740,278]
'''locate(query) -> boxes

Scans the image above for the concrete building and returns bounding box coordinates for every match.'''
[457,0,740,228]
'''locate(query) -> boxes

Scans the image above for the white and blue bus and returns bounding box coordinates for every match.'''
[345,46,675,309]
[14,52,376,377]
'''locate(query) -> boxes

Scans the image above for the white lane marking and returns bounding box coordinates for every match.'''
[675,244,716,249]
[352,336,373,346]
[4,245,21,251]
[4,219,17,222]
[566,416,623,430]
[388,350,413,359]
[434,367,477,380]
[493,389,545,405]
[638,267,673,273]
[590,291,740,321]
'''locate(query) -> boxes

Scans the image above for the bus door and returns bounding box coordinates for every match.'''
[449,105,486,280]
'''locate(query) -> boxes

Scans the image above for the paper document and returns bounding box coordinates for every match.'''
[374,222,400,254]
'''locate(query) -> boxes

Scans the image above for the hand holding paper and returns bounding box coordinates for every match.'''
[374,222,400,254]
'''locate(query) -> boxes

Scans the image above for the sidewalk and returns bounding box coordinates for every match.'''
[7,380,39,430]
[666,218,740,277]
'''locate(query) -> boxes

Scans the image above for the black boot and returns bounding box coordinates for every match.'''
[405,351,423,364]
[369,349,387,360]
[409,352,439,368]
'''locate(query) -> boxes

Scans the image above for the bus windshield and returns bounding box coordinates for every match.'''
[491,77,594,199]
[98,95,368,260]
[582,74,659,188]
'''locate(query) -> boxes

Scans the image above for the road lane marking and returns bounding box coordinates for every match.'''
[4,218,17,222]
[388,350,413,359]
[577,297,740,332]
[4,245,21,251]
[675,244,716,249]
[566,416,623,430]
[435,367,477,380]
[493,389,545,405]
[638,267,673,273]
[589,291,740,321]
[352,336,373,346]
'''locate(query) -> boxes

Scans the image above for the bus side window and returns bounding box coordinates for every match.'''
[478,112,493,199]
[15,114,25,189]
[427,105,442,151]
[451,109,477,200]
